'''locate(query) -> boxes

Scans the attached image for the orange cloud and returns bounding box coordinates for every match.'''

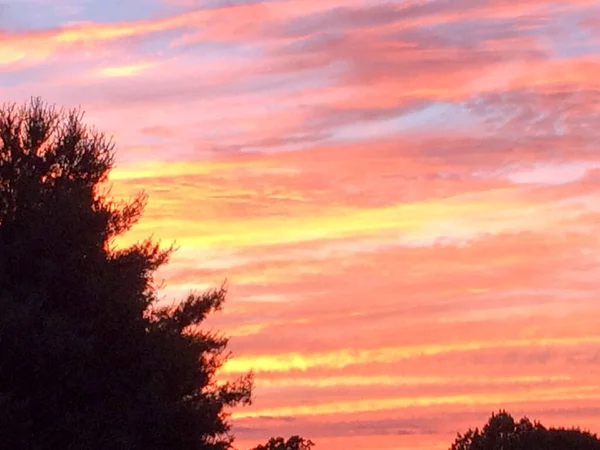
[4,0,600,448]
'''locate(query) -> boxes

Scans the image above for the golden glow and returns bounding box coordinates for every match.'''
[255,374,572,388]
[222,336,600,374]
[98,63,156,78]
[234,385,600,419]
[4,0,600,447]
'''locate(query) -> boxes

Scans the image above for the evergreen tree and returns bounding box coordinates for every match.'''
[0,98,252,450]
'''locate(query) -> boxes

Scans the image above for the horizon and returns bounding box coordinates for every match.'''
[2,0,600,448]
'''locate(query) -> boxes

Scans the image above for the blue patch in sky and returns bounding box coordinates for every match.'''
[140,135,169,146]
[76,0,166,23]
[327,102,478,143]
[0,65,52,87]
[549,10,600,59]
[134,29,192,57]
[0,1,69,31]
[0,0,171,30]
[199,0,281,8]
[174,39,265,61]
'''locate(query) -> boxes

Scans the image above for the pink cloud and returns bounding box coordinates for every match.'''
[4,0,600,448]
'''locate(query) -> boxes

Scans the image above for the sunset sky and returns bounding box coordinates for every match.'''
[2,0,600,448]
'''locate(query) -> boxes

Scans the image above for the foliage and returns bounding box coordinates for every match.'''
[450,410,600,450]
[0,98,252,450]
[251,435,315,450]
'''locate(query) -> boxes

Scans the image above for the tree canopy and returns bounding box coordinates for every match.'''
[251,435,315,450]
[0,98,253,449]
[450,410,600,450]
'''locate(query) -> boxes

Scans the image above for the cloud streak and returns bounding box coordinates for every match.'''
[2,0,600,448]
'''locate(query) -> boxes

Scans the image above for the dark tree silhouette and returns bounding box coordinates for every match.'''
[0,98,253,450]
[251,435,315,450]
[450,410,600,450]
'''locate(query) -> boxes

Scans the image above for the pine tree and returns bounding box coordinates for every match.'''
[0,98,252,450]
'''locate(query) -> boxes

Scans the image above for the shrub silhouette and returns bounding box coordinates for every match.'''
[251,435,315,450]
[450,410,600,450]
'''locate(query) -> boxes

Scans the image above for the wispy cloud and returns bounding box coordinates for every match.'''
[3,0,600,447]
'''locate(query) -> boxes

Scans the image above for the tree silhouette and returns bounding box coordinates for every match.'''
[450,410,600,450]
[0,98,252,450]
[251,435,315,450]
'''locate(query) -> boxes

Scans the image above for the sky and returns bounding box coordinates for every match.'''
[2,0,600,448]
